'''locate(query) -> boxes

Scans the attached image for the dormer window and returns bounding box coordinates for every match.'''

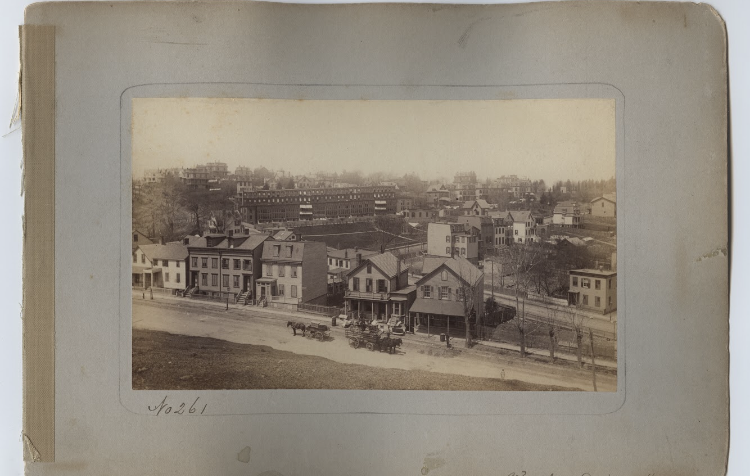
[272,245,280,257]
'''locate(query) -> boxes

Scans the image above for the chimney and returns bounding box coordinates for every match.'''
[345,249,349,259]
[397,258,402,279]
[159,236,165,245]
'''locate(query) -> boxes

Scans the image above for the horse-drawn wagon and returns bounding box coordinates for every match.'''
[305,322,331,341]
[345,324,402,354]
[287,320,331,341]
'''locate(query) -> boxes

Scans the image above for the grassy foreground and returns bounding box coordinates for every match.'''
[133,329,576,391]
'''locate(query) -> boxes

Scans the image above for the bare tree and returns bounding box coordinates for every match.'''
[507,244,544,357]
[454,259,483,348]
[373,215,405,253]
[564,303,588,368]
[540,295,561,362]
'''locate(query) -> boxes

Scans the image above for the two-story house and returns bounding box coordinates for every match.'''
[461,199,492,216]
[456,215,494,258]
[426,222,480,264]
[132,243,189,293]
[409,255,485,337]
[257,240,328,306]
[327,247,379,292]
[504,210,539,245]
[568,268,617,314]
[344,252,416,324]
[590,193,617,218]
[553,201,582,228]
[186,234,270,302]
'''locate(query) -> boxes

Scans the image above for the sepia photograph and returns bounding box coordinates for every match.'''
[130,97,617,392]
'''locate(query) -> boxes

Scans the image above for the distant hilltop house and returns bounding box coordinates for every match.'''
[591,193,617,217]
[461,199,493,216]
[552,201,582,228]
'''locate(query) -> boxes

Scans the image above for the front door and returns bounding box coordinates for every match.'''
[243,276,252,293]
[260,285,266,298]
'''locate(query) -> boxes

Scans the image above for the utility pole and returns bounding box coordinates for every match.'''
[589,327,598,392]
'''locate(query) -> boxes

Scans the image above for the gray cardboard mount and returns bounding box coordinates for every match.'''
[22,2,728,475]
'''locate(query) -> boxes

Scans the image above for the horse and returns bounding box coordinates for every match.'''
[380,336,402,354]
[286,320,306,336]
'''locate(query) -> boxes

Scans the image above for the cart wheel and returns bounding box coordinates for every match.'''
[366,342,375,351]
[352,338,360,349]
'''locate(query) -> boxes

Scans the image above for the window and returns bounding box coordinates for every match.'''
[279,265,285,277]
[265,264,272,277]
[165,272,169,282]
[176,261,180,268]
[581,278,591,289]
[595,279,601,290]
[353,277,360,291]
[272,245,280,257]
[514,229,518,235]
[595,296,601,307]
[133,234,138,242]
[572,277,578,287]
[291,285,297,298]
[278,284,285,296]
[446,235,451,243]
[285,246,293,258]
[210,258,217,268]
[192,257,198,267]
[132,254,137,263]
[212,274,218,286]
[176,273,180,283]
[233,275,239,288]
[446,247,451,255]
[291,266,298,278]
[201,273,207,286]
[456,288,465,301]
[377,279,387,293]
[422,285,431,298]
[609,296,612,306]
[441,270,448,281]
[233,259,240,270]
[439,286,450,300]
[461,248,466,256]
[243,259,251,270]
[582,294,589,305]
[461,236,465,243]
[328,258,333,265]
[222,275,229,288]
[221,258,229,269]
[608,279,612,289]
[365,279,373,292]
[367,263,372,274]
[141,254,145,264]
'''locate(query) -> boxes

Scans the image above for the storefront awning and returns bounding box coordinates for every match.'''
[256,277,277,284]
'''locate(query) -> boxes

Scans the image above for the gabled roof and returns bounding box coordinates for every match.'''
[348,252,404,279]
[419,255,483,287]
[233,234,270,250]
[137,243,188,262]
[273,230,295,241]
[508,210,533,222]
[591,193,616,204]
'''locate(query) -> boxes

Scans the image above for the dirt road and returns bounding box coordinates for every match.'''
[132,299,616,391]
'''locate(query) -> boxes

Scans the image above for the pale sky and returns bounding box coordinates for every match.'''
[132,98,616,185]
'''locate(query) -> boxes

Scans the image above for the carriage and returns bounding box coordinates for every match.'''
[345,325,401,353]
[305,322,331,341]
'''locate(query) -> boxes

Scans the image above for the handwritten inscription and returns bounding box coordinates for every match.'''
[147,396,207,416]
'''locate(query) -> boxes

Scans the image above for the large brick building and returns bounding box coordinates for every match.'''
[238,185,397,224]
